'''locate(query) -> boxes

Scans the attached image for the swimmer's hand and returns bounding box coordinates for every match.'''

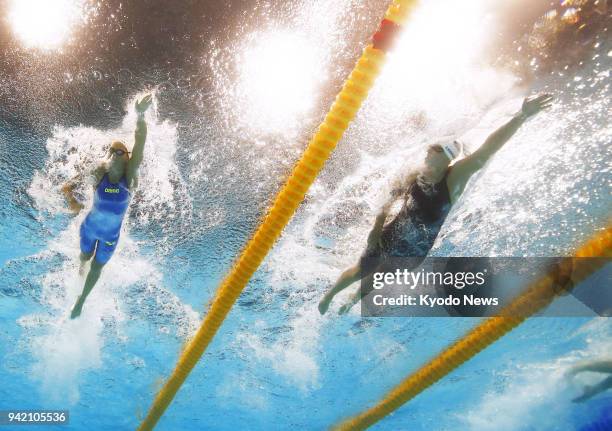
[572,385,597,403]
[68,201,85,213]
[61,183,84,214]
[565,363,593,384]
[135,94,153,115]
[520,94,553,119]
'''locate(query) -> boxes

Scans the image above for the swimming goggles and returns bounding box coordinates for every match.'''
[429,141,463,161]
[111,148,130,156]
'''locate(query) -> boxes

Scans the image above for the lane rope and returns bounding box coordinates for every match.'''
[332,223,612,431]
[137,1,417,429]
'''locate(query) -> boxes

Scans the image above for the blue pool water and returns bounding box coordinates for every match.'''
[1,0,611,430]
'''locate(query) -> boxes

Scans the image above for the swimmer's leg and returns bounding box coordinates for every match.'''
[71,237,117,319]
[319,225,384,315]
[79,251,94,276]
[319,264,364,315]
[78,223,96,276]
[71,259,106,319]
[339,258,423,315]
[338,264,386,315]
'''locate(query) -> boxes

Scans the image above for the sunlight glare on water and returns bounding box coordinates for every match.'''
[19,93,200,404]
[208,0,360,145]
[8,0,90,51]
[236,30,323,136]
[371,0,514,127]
[0,0,610,429]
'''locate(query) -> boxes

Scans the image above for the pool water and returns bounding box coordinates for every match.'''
[0,0,610,430]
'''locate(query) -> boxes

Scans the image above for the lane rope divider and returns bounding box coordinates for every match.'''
[137,1,417,429]
[332,223,612,431]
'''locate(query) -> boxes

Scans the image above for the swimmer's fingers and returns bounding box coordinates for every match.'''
[135,94,153,113]
[534,93,553,103]
[524,93,552,104]
[537,94,554,109]
[522,94,553,116]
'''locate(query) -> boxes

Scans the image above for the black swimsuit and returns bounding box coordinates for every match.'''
[360,169,452,272]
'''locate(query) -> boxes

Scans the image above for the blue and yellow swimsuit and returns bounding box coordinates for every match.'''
[79,174,130,264]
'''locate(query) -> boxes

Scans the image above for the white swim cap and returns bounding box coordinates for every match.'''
[441,140,463,161]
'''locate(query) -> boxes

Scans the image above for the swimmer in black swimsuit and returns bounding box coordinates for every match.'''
[318,94,553,315]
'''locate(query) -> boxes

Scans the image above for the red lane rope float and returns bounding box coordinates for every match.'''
[372,19,403,52]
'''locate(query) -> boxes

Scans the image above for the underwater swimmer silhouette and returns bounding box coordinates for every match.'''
[567,359,612,403]
[61,94,153,319]
[318,94,554,315]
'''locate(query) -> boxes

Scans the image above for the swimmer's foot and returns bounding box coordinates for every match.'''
[318,295,332,315]
[338,294,359,315]
[338,303,352,315]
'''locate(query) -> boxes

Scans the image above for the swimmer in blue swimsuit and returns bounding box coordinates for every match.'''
[318,94,554,315]
[62,94,153,319]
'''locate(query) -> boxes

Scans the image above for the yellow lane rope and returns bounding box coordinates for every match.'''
[137,1,417,429]
[332,223,612,431]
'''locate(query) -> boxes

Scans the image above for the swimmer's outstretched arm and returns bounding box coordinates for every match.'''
[126,94,153,188]
[567,360,612,403]
[568,360,612,376]
[451,94,553,179]
[572,375,612,403]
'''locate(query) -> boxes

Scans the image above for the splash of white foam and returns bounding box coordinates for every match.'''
[238,311,322,392]
[26,313,104,404]
[21,93,199,404]
[229,0,522,391]
[28,92,192,224]
[458,319,612,430]
[216,371,270,411]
